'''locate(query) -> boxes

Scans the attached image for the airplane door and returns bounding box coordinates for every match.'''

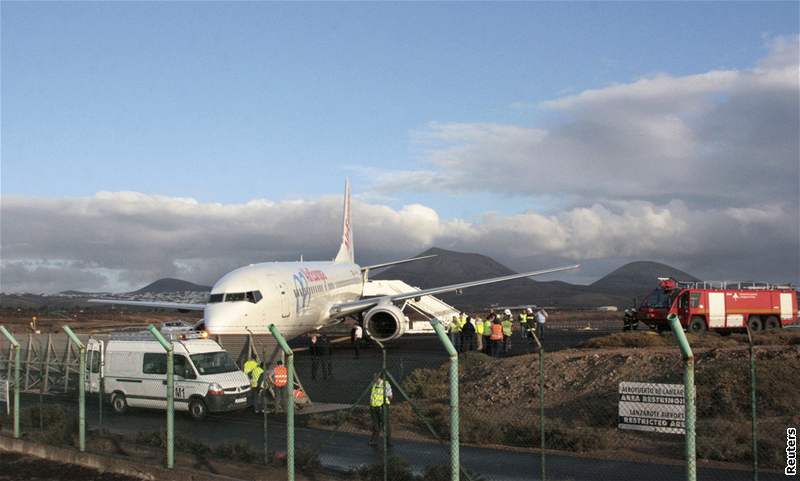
[277,282,290,318]
[85,339,103,394]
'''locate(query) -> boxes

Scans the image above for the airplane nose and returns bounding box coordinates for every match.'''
[203,303,252,335]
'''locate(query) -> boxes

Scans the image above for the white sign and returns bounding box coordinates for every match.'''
[0,380,8,415]
[618,381,685,434]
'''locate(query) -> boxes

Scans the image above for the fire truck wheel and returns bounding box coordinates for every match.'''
[688,317,707,334]
[765,316,780,330]
[747,316,763,332]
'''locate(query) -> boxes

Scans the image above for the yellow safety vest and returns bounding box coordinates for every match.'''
[243,359,258,375]
[250,366,264,388]
[451,318,462,333]
[483,320,492,336]
[475,318,484,335]
[370,380,390,407]
[519,313,528,324]
[502,319,513,336]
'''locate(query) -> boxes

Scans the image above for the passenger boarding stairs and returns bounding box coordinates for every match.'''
[362,279,460,334]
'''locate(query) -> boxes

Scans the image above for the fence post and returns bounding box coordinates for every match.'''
[62,326,85,452]
[269,324,294,481]
[530,331,545,481]
[667,314,696,481]
[0,326,20,439]
[746,325,758,481]
[431,319,459,481]
[147,325,174,469]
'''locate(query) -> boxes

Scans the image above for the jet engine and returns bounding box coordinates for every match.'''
[364,304,408,342]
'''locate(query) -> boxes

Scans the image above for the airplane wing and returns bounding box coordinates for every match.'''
[330,264,579,318]
[88,299,206,311]
[361,254,437,272]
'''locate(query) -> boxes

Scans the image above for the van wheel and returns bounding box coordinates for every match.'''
[765,316,780,330]
[111,392,127,414]
[189,398,207,420]
[747,316,763,332]
[688,317,706,334]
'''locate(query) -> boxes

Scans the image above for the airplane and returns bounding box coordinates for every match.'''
[91,181,579,342]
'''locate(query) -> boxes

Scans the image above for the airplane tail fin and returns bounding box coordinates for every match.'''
[334,179,354,264]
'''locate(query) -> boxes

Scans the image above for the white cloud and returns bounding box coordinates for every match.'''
[369,35,800,206]
[1,192,796,292]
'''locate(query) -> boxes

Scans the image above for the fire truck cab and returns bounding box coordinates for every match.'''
[636,278,798,333]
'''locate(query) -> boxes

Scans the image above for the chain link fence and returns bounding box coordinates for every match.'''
[1,324,798,481]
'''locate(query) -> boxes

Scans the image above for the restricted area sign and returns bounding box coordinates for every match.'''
[618,381,685,434]
[0,380,8,415]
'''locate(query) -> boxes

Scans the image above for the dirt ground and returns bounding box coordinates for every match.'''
[309,329,800,470]
[0,451,139,481]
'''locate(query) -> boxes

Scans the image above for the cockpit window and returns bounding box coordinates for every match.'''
[225,292,245,302]
[214,291,262,303]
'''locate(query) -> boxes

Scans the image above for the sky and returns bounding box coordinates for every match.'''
[1,2,798,293]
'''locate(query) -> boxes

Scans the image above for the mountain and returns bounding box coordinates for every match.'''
[373,249,697,310]
[372,247,608,309]
[128,278,211,294]
[590,261,699,299]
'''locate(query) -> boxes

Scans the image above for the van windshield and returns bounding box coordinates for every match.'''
[190,352,239,375]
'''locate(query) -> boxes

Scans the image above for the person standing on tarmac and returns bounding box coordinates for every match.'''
[369,372,393,446]
[250,362,265,414]
[482,316,492,354]
[518,309,530,341]
[489,315,504,357]
[536,307,549,341]
[450,314,463,352]
[501,309,513,355]
[474,315,484,352]
[460,316,475,352]
[319,334,333,380]
[351,323,363,359]
[309,333,320,380]
[267,360,288,413]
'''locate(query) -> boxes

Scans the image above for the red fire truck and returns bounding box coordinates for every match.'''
[632,277,798,333]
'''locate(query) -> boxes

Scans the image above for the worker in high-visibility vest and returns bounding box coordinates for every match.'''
[268,360,289,413]
[449,315,462,352]
[369,372,393,446]
[518,309,530,341]
[482,317,492,354]
[250,362,265,413]
[475,316,484,352]
[489,314,504,357]
[501,309,513,354]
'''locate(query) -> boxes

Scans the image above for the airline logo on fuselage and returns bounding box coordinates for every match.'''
[293,268,328,312]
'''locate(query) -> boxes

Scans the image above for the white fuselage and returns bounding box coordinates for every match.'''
[203,261,364,339]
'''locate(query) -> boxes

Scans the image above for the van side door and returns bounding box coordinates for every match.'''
[141,353,168,409]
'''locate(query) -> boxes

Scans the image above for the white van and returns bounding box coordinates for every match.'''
[86,328,251,420]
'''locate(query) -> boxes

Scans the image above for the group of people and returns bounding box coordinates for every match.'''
[448,306,548,357]
[243,358,289,414]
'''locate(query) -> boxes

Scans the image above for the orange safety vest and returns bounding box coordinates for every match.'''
[490,323,504,341]
[273,366,288,387]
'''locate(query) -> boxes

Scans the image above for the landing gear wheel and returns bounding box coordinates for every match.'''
[189,398,207,420]
[111,392,127,414]
[688,317,707,334]
[747,316,763,332]
[765,316,780,330]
